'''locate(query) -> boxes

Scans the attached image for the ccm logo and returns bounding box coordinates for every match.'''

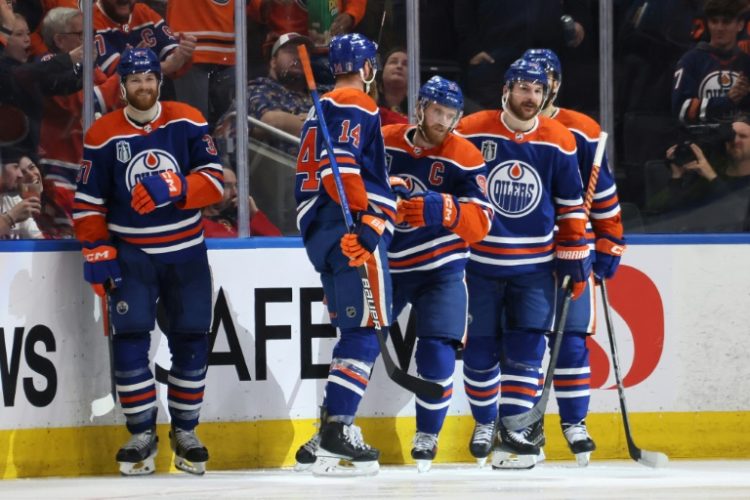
[443,195,454,222]
[84,250,112,262]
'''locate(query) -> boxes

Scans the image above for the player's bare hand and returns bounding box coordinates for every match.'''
[9,197,41,222]
[469,51,495,65]
[330,13,354,35]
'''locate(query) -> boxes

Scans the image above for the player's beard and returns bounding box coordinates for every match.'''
[508,96,540,122]
[419,123,449,147]
[126,88,158,111]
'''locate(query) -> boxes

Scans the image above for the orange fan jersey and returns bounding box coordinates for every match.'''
[167,0,235,66]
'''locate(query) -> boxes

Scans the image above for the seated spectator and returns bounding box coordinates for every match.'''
[673,0,750,124]
[0,149,43,239]
[376,47,408,125]
[202,168,281,237]
[18,151,73,238]
[647,116,750,230]
[217,32,314,157]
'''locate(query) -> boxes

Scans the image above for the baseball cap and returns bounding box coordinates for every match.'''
[271,32,312,57]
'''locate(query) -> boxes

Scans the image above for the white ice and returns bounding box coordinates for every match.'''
[1,460,749,500]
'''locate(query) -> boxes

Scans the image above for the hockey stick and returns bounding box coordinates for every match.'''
[90,284,117,419]
[501,276,573,431]
[297,45,443,400]
[600,280,669,468]
[501,132,609,431]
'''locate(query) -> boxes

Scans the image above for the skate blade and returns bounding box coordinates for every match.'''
[415,459,432,473]
[312,455,379,477]
[174,456,206,475]
[119,455,156,476]
[491,451,538,470]
[575,451,591,467]
[293,460,316,472]
[475,456,488,468]
[537,447,546,463]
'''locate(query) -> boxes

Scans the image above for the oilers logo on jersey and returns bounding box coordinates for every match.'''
[699,70,737,99]
[487,161,542,218]
[125,149,180,200]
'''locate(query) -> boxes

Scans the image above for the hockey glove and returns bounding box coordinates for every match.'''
[555,242,592,300]
[82,242,122,297]
[131,170,186,215]
[593,235,626,280]
[389,175,412,200]
[340,213,386,267]
[398,191,459,228]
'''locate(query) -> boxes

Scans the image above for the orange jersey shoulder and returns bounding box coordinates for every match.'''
[323,87,379,114]
[160,101,208,126]
[456,110,504,137]
[534,116,577,154]
[84,110,130,148]
[382,123,411,148]
[441,133,485,169]
[554,108,601,142]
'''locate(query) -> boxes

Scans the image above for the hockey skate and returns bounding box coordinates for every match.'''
[491,421,541,470]
[468,421,495,467]
[312,421,380,476]
[294,433,320,471]
[562,420,596,467]
[169,426,209,475]
[411,432,438,473]
[116,428,158,476]
[528,418,546,463]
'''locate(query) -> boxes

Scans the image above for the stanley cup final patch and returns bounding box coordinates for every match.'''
[481,140,497,162]
[116,141,132,163]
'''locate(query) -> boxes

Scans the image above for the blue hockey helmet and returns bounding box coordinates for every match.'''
[503,58,549,92]
[328,33,378,75]
[419,76,464,112]
[522,48,562,81]
[117,47,161,80]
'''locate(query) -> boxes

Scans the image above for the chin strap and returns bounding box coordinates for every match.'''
[359,67,377,94]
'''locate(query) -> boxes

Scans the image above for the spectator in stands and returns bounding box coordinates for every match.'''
[218,32,314,157]
[38,7,120,203]
[17,151,73,238]
[0,11,84,159]
[167,0,236,130]
[672,0,750,124]
[376,47,408,125]
[454,1,589,109]
[202,167,281,237]
[0,149,43,239]
[648,116,750,230]
[26,0,78,57]
[93,0,196,78]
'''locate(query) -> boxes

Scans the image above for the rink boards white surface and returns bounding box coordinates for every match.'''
[2,461,750,500]
[1,236,750,478]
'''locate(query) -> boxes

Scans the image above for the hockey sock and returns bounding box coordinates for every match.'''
[462,336,501,425]
[499,329,545,418]
[414,337,456,435]
[324,328,380,421]
[113,332,157,434]
[553,332,591,424]
[167,332,208,430]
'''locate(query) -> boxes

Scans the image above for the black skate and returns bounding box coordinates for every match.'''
[562,420,596,467]
[170,426,209,475]
[312,421,380,476]
[469,421,495,467]
[410,432,438,473]
[528,418,546,463]
[116,428,158,476]
[294,433,320,471]
[491,421,541,470]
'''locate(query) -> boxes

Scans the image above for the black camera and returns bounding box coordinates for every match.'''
[671,141,697,167]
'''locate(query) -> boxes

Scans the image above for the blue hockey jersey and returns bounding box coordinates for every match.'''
[456,110,586,278]
[73,101,224,263]
[295,87,396,237]
[384,124,493,274]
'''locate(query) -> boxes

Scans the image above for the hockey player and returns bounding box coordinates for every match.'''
[384,76,493,472]
[522,48,625,466]
[73,48,223,476]
[456,59,591,470]
[293,33,396,476]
